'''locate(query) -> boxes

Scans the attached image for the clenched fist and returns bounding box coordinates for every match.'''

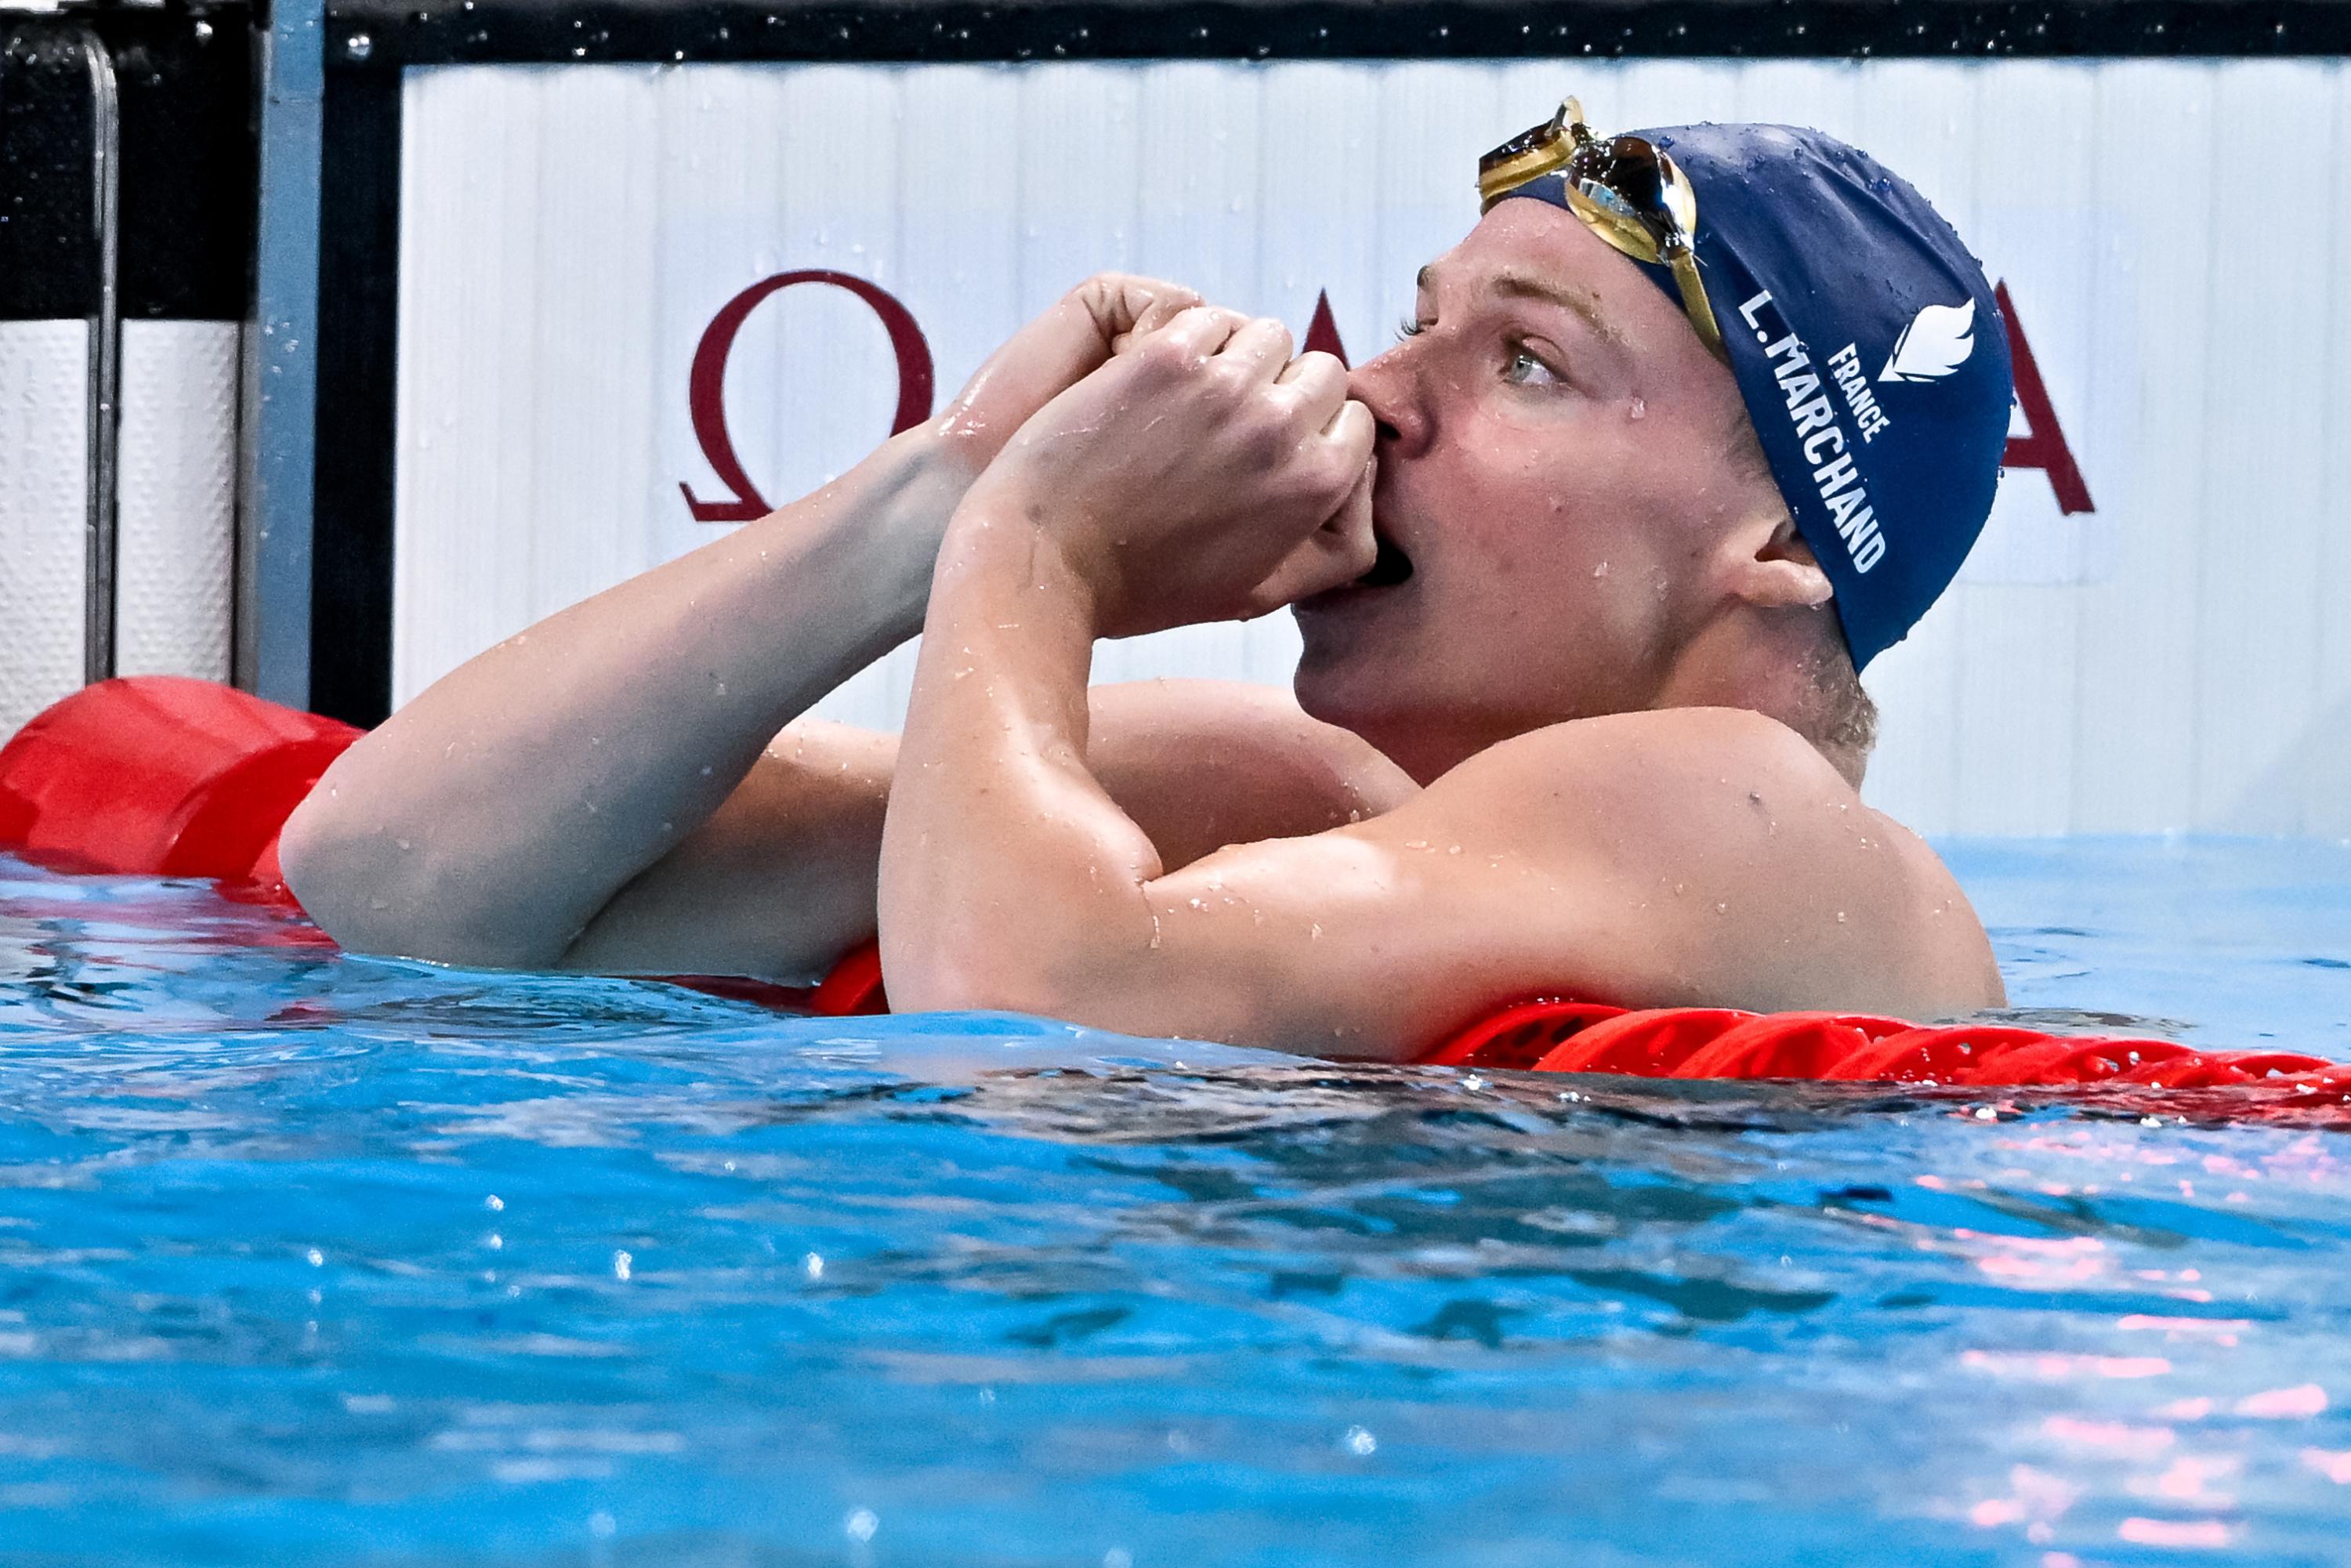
[955,306,1377,639]
[932,272,1205,476]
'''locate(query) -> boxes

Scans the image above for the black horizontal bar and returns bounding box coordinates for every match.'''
[323,0,2351,67]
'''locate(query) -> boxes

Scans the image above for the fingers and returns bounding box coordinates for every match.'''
[1219,317,1295,382]
[1272,350,1350,434]
[1076,273,1204,350]
[1131,303,1250,365]
[1319,397,1377,473]
[1244,442,1378,614]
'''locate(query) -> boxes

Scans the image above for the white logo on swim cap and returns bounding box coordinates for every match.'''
[1878,299,1976,384]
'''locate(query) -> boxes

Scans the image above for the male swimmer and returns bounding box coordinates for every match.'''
[283,101,2014,1058]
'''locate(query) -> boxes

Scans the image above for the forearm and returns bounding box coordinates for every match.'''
[878,508,1165,1012]
[284,426,971,965]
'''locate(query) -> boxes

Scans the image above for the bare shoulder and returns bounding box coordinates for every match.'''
[1430,707,2005,1016]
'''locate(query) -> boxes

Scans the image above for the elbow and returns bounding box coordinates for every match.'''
[882,944,1064,1019]
[880,927,1227,1041]
[279,785,552,969]
[277,790,418,959]
[276,787,373,947]
[878,907,1110,1020]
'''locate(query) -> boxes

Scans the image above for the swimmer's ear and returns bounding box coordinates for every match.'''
[1722,512,1834,611]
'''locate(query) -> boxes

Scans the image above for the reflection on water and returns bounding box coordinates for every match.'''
[0,847,2346,1566]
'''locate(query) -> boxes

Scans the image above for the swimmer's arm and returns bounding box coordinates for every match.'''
[876,517,1596,1047]
[877,515,1170,1013]
[549,685,1411,983]
[281,425,967,972]
[887,652,2002,1051]
[284,273,1208,975]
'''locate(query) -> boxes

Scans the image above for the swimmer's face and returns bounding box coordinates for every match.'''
[1291,200,1775,782]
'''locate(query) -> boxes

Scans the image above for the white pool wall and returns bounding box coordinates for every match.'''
[389,58,2351,837]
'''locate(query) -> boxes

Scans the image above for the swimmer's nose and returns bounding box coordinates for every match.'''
[1348,355,1429,459]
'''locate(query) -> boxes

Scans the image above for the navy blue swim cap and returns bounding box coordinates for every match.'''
[1498,122,2012,670]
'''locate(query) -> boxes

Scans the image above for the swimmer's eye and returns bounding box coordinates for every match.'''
[1503,340,1565,387]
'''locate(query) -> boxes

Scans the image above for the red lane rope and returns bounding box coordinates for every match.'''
[1423,1000,2349,1104]
[2,681,2342,1111]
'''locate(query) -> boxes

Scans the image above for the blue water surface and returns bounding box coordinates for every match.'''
[2,838,2349,1566]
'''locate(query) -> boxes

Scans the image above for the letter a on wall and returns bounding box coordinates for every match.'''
[1996,281,2093,516]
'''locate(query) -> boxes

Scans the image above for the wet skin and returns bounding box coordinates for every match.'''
[284,212,2004,1059]
[1295,203,1775,785]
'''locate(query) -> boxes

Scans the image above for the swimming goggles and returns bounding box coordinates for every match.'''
[1477,98,1727,363]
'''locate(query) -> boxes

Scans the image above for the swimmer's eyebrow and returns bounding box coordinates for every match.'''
[1488,270,1627,349]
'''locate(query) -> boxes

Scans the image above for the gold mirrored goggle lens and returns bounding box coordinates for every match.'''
[1476,98,1725,361]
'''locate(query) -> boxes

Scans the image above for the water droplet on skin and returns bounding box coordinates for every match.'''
[395,838,410,851]
[1627,397,1646,421]
[1592,561,1609,579]
[1836,911,1848,923]
[1310,923,1323,940]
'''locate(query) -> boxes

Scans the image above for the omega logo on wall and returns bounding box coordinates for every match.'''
[679,270,2091,530]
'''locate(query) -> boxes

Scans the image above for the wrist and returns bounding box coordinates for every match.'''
[940,490,1108,636]
[790,424,982,638]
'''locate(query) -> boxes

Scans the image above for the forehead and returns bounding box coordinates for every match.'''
[1424,200,1679,342]
[1422,198,1739,393]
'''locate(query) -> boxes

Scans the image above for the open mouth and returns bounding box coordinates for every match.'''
[1355,531,1415,589]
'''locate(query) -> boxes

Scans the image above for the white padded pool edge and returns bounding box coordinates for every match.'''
[0,317,241,746]
[0,320,92,742]
[114,319,239,684]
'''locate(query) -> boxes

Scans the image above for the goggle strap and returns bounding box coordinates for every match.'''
[1666,250,1728,363]
[1477,139,1570,210]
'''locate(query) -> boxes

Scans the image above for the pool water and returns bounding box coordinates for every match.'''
[2,838,2349,1566]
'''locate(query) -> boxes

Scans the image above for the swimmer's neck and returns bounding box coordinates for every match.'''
[1326,603,1867,792]
[1650,604,1871,790]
